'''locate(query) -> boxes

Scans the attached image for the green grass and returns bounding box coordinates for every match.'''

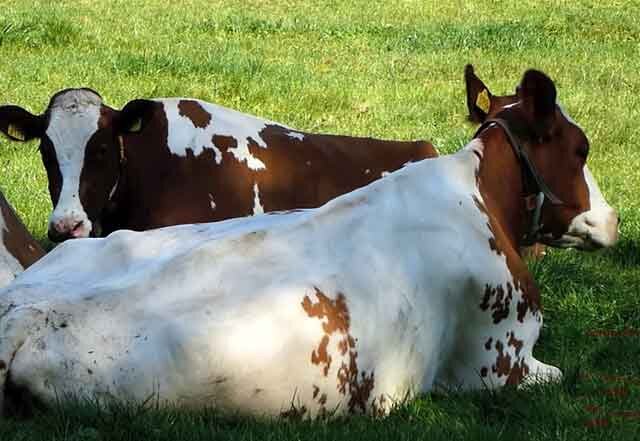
[0,0,639,439]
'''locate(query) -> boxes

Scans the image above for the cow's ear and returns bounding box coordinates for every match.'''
[116,99,156,134]
[465,64,493,123]
[0,105,45,142]
[517,69,557,135]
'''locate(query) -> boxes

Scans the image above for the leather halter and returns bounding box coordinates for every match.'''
[473,118,564,245]
[107,135,127,203]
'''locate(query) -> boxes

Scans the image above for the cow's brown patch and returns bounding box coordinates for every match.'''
[492,340,512,377]
[311,335,332,376]
[211,134,238,152]
[479,284,513,324]
[0,192,45,269]
[302,287,375,414]
[507,331,524,356]
[506,359,529,386]
[490,335,529,386]
[301,288,350,336]
[337,340,375,414]
[178,100,212,128]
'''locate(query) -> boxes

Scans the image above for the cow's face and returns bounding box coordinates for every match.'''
[0,89,121,242]
[466,66,619,250]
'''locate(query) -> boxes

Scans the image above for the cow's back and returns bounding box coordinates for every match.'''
[113,99,437,233]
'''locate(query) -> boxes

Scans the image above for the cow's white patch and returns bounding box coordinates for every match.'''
[286,131,304,141]
[252,183,264,215]
[46,90,100,238]
[209,194,217,211]
[380,171,390,177]
[161,99,284,171]
[364,169,370,174]
[162,100,223,164]
[560,165,619,249]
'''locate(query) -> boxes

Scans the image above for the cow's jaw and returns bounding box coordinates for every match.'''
[46,91,100,240]
[544,166,619,250]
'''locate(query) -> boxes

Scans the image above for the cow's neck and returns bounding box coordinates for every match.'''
[475,127,529,255]
[473,126,542,317]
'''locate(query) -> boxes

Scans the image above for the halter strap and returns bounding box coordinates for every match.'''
[108,135,127,203]
[473,118,564,245]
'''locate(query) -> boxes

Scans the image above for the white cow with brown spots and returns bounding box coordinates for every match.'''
[0,70,618,418]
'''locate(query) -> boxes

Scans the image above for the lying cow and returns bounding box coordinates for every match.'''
[0,92,436,242]
[0,191,44,287]
[0,69,619,417]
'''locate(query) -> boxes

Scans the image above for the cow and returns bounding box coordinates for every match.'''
[0,190,44,287]
[0,92,437,242]
[0,69,619,418]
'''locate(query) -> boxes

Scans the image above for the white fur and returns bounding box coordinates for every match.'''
[252,183,264,215]
[160,99,287,171]
[286,131,304,141]
[46,90,99,238]
[0,139,576,417]
[559,165,619,249]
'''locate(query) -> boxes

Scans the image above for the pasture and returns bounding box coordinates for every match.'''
[0,0,638,439]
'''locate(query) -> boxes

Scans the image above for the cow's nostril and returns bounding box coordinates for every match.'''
[71,221,84,232]
[584,219,596,228]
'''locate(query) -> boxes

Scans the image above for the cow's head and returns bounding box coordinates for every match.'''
[466,65,619,250]
[0,89,147,242]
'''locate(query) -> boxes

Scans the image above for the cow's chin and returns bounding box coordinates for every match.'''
[539,232,611,251]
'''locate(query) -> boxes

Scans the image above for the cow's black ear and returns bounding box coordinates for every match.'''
[116,99,157,134]
[0,105,45,142]
[464,64,493,123]
[517,69,557,135]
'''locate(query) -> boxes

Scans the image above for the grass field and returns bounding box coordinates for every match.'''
[0,0,639,439]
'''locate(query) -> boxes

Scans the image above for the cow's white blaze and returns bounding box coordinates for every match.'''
[560,165,619,249]
[46,90,100,238]
[161,99,288,171]
[252,183,264,215]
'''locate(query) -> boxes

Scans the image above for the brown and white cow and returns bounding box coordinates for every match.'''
[0,191,44,287]
[0,69,619,417]
[0,92,436,242]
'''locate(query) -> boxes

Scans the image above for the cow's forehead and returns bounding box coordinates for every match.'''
[45,90,102,162]
[48,89,102,114]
